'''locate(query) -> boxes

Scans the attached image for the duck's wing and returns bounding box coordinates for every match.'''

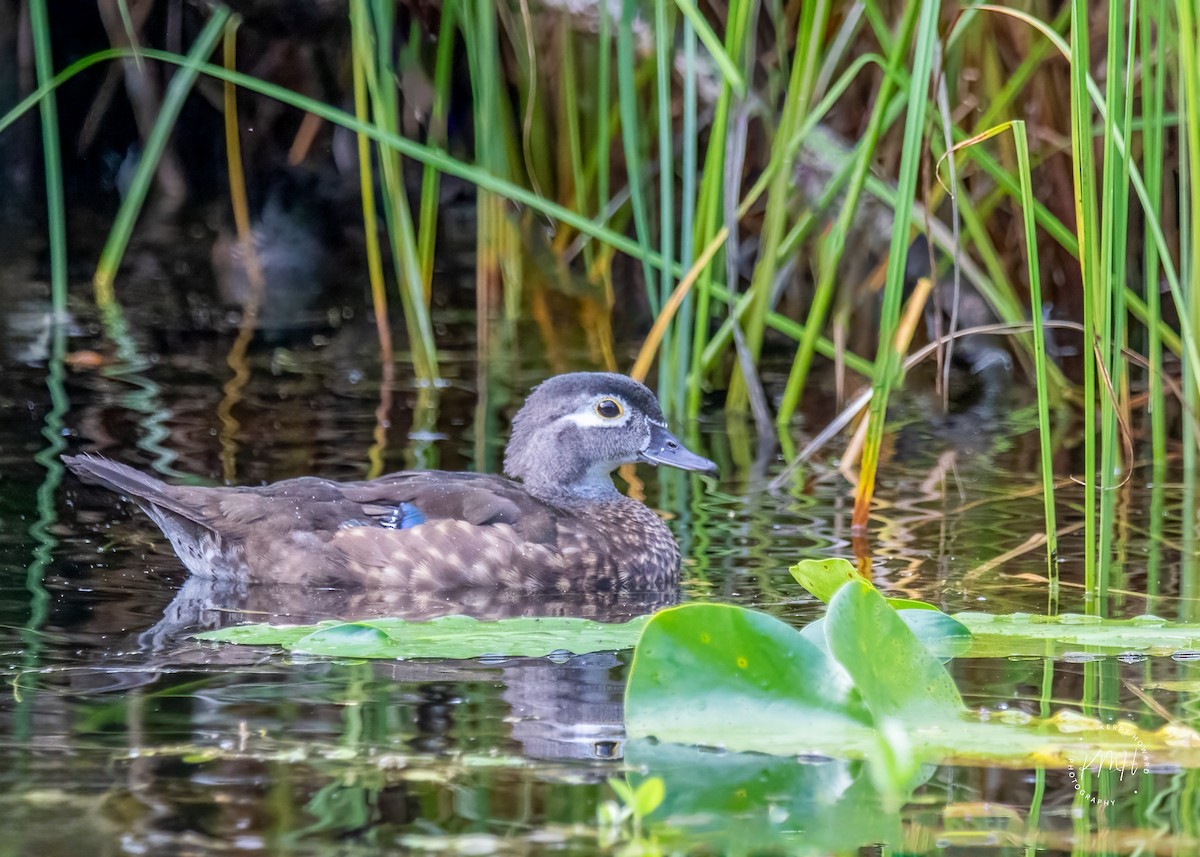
[341,471,562,545]
[327,471,583,591]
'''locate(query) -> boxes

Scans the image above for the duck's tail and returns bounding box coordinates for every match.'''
[63,454,206,524]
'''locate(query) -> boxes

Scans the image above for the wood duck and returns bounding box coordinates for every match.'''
[65,373,717,593]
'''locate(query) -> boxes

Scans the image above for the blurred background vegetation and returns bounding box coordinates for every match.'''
[1,0,1196,551]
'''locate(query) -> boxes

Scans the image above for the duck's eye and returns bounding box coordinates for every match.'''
[595,397,624,419]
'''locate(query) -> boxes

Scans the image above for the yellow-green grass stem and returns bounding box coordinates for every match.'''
[1013,120,1060,605]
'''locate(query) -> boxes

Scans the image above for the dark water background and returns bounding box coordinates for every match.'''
[1,224,1198,855]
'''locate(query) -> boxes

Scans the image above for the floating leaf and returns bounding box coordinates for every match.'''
[197,615,648,660]
[825,581,963,720]
[624,598,1200,768]
[955,612,1200,658]
[804,608,971,663]
[625,603,871,756]
[791,558,863,602]
[791,557,939,611]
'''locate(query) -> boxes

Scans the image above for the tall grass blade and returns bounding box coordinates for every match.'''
[1013,120,1060,606]
[417,2,456,293]
[727,0,829,414]
[1141,0,1167,475]
[1067,0,1100,606]
[617,0,658,314]
[851,0,941,529]
[776,3,921,424]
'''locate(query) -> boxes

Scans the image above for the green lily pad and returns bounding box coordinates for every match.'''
[624,596,1200,768]
[804,607,972,662]
[196,615,648,660]
[791,558,864,602]
[826,581,963,720]
[791,557,939,611]
[954,612,1200,658]
[625,603,871,755]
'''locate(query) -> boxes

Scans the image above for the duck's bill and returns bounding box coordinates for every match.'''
[640,423,719,476]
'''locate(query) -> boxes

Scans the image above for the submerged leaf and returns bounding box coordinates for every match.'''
[292,623,395,658]
[197,614,648,660]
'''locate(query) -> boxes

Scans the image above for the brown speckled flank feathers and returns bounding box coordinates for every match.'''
[65,373,717,593]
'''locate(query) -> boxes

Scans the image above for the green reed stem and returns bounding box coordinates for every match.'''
[1068,0,1100,606]
[852,0,941,528]
[668,18,697,416]
[1095,0,1132,608]
[1142,0,1167,474]
[654,0,675,394]
[1013,120,1059,603]
[596,0,612,226]
[685,0,754,417]
[1180,0,1200,487]
[727,0,829,414]
[418,0,456,294]
[617,0,657,315]
[355,0,439,382]
[19,0,68,741]
[776,1,920,424]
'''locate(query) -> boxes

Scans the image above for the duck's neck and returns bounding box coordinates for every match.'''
[520,471,624,505]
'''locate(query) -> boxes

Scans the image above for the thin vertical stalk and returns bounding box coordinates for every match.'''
[852,0,941,528]
[1013,121,1059,605]
[215,18,263,482]
[617,0,658,314]
[357,0,439,382]
[349,2,395,409]
[1180,0,1200,621]
[596,0,612,223]
[1068,0,1100,605]
[670,18,698,416]
[727,0,829,414]
[418,1,457,294]
[776,2,920,423]
[1096,0,1136,608]
[654,0,675,394]
[1142,0,1167,474]
[686,0,754,418]
[19,0,69,742]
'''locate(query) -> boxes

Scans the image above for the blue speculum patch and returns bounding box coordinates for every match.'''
[380,502,425,530]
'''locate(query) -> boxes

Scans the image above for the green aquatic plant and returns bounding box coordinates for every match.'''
[197,614,648,660]
[598,776,666,855]
[623,568,1200,768]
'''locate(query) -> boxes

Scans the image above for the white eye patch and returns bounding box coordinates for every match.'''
[560,395,633,428]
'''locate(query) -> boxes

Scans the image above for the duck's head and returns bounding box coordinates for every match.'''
[503,372,717,500]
